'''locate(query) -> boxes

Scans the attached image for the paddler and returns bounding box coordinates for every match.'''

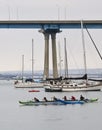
[80,95,85,100]
[71,96,76,101]
[52,96,57,101]
[43,97,48,102]
[63,96,67,101]
[34,97,39,102]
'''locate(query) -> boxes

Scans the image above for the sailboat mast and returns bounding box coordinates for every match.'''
[64,38,68,77]
[58,41,62,76]
[22,54,24,83]
[32,39,34,81]
[85,26,102,61]
[81,20,87,75]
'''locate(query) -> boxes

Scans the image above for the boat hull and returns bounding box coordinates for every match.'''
[14,82,44,88]
[45,86,62,92]
[19,100,65,105]
[63,100,84,104]
[53,99,85,104]
[62,86,101,92]
[44,83,102,92]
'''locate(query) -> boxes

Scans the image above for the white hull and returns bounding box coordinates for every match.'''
[44,82,102,92]
[62,85,101,92]
[14,82,44,88]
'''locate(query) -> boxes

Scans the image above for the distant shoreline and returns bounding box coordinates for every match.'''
[0,68,102,80]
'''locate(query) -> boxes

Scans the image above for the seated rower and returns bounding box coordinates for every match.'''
[34,97,39,102]
[71,96,76,101]
[80,95,85,100]
[53,96,57,101]
[63,96,67,101]
[43,97,48,102]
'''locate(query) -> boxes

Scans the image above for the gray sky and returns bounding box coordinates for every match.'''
[0,0,102,72]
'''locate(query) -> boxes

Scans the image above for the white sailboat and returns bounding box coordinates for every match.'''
[44,21,102,92]
[14,39,44,88]
[44,81,102,92]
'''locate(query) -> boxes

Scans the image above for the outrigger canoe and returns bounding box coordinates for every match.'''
[19,98,98,106]
[19,99,85,106]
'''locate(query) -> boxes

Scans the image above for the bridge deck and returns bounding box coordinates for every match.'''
[0,20,102,29]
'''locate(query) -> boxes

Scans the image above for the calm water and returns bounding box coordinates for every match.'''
[0,80,102,130]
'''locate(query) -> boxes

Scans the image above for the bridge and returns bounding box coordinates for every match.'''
[1,20,102,78]
[0,20,102,29]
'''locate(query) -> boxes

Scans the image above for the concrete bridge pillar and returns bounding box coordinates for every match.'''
[39,29,61,78]
[44,33,49,78]
[51,33,58,78]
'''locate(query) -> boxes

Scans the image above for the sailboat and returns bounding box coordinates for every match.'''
[14,39,44,88]
[44,21,102,92]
